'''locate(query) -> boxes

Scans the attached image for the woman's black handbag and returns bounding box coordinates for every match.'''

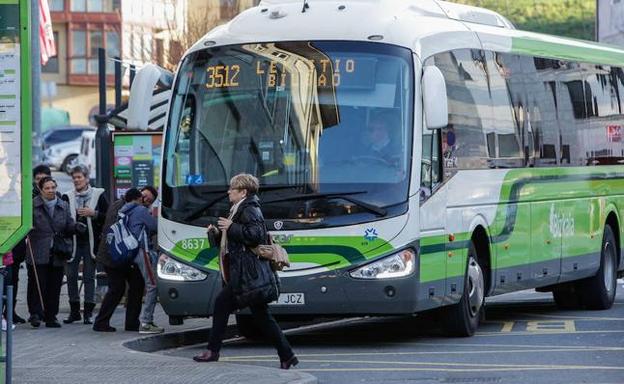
[233,250,279,308]
[42,207,73,260]
[51,233,73,260]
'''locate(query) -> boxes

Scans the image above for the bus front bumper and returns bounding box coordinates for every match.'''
[157,266,421,317]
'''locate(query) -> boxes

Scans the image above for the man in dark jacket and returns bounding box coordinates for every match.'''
[92,188,154,332]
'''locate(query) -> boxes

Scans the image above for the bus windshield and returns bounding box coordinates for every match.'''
[162,41,414,228]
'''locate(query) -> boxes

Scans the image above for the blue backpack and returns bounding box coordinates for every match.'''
[105,205,143,265]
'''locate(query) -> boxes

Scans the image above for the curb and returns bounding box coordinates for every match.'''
[123,325,318,384]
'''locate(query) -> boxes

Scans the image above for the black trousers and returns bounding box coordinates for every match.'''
[11,261,20,312]
[26,262,64,322]
[93,264,144,330]
[2,263,20,316]
[208,285,294,362]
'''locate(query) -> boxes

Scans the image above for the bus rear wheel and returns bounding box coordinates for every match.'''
[235,314,264,340]
[443,242,485,337]
[579,225,618,310]
[552,284,582,309]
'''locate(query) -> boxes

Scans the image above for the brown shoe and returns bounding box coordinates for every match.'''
[193,350,220,362]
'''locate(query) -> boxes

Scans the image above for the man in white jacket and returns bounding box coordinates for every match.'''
[62,165,109,325]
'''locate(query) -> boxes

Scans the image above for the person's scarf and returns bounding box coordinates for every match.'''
[219,197,246,282]
[75,185,93,209]
[44,197,58,219]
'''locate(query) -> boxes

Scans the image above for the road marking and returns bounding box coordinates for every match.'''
[223,358,624,372]
[515,312,624,321]
[525,320,575,332]
[224,345,624,360]
[475,329,624,336]
[500,321,514,332]
[295,367,624,372]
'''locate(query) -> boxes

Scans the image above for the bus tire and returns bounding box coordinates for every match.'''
[552,284,582,309]
[235,314,264,340]
[579,225,618,310]
[443,242,485,337]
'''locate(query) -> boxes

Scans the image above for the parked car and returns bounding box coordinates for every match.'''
[42,125,95,173]
[71,130,97,183]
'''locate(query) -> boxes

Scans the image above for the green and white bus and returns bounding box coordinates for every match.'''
[136,0,624,336]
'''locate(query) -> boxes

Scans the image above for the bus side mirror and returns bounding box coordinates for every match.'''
[422,66,448,130]
[127,64,174,131]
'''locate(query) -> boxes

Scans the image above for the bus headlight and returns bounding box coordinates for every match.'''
[157,254,207,281]
[349,249,416,279]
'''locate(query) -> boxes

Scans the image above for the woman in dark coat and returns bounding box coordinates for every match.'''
[27,176,80,328]
[193,173,298,369]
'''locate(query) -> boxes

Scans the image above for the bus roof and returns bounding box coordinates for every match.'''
[186,0,624,68]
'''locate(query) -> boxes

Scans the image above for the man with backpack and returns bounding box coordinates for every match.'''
[92,188,156,332]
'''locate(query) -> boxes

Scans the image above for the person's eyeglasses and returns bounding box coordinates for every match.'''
[228,187,242,192]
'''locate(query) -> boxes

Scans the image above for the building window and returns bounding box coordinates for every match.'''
[87,0,103,12]
[70,27,120,75]
[50,0,64,11]
[42,32,60,73]
[71,29,87,74]
[71,0,86,12]
[71,0,118,12]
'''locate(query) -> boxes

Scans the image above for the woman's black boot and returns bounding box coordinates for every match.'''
[63,301,81,324]
[83,302,95,325]
[280,355,299,370]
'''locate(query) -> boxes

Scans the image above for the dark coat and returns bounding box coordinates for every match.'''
[224,195,277,307]
[28,195,76,267]
[96,198,125,268]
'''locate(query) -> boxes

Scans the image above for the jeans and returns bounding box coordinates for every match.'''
[66,241,96,304]
[135,250,158,324]
[208,285,294,362]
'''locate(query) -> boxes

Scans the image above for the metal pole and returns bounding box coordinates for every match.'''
[114,56,122,108]
[6,285,13,384]
[0,271,3,355]
[95,48,111,194]
[129,64,136,88]
[31,0,42,164]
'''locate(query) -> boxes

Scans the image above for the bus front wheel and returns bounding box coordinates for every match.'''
[579,225,618,310]
[443,242,485,337]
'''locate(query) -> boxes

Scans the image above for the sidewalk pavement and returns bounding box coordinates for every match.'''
[10,267,316,384]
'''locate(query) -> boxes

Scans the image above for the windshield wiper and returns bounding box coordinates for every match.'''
[183,185,311,221]
[183,192,229,222]
[264,192,387,217]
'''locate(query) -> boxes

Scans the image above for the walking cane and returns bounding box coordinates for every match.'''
[26,236,45,313]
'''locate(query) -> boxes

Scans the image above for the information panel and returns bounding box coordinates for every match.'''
[112,131,162,200]
[0,0,31,254]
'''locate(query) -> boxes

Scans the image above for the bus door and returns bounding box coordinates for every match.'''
[418,128,448,310]
[556,71,598,280]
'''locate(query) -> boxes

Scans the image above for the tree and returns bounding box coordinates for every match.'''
[452,0,595,40]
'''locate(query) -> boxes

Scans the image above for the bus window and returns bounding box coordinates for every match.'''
[420,130,441,202]
[429,50,489,171]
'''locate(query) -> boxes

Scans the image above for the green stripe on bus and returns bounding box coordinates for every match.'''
[511,35,624,66]
[171,236,395,272]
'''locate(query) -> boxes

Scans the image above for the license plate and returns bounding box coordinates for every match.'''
[271,293,305,305]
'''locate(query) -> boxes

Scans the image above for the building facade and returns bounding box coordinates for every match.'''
[41,0,257,126]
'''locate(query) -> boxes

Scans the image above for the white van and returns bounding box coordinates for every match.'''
[75,130,96,183]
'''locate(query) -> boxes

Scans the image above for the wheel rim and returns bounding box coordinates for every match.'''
[467,257,485,317]
[603,240,616,296]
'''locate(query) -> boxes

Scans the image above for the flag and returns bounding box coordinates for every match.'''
[39,0,56,65]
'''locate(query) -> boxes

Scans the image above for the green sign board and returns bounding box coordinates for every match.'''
[0,0,32,254]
